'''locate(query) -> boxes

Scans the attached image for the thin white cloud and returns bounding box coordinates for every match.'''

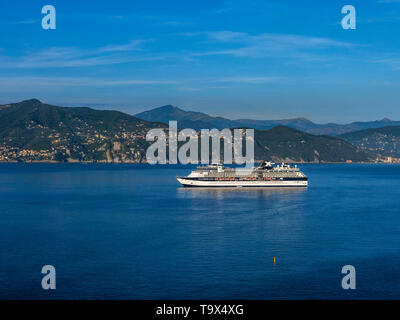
[0,75,290,92]
[176,87,201,91]
[185,31,359,60]
[377,0,400,3]
[358,15,400,23]
[216,76,285,84]
[9,19,38,25]
[212,7,233,14]
[0,40,159,69]
[0,77,180,89]
[372,58,400,69]
[163,21,187,26]
[97,39,149,53]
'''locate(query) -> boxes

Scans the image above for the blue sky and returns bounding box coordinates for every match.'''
[1,0,400,123]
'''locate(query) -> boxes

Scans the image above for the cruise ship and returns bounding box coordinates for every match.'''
[177,161,308,188]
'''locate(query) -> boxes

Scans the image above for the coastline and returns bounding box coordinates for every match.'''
[0,160,396,164]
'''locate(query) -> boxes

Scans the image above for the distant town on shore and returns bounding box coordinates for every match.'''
[0,99,399,164]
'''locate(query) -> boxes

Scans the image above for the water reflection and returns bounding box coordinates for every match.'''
[177,186,307,200]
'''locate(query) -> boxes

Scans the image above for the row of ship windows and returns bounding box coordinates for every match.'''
[192,177,307,181]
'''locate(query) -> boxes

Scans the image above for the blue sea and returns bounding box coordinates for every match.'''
[0,163,399,299]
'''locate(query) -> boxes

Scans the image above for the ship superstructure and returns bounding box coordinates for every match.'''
[177,161,308,188]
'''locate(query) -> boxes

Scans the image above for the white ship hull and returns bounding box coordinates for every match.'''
[177,177,308,188]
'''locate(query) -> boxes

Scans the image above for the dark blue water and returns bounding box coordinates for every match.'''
[0,163,399,299]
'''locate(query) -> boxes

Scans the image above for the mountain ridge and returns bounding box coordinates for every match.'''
[135,105,400,135]
[0,99,167,162]
[0,99,372,163]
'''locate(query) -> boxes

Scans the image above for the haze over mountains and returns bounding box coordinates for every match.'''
[135,105,400,136]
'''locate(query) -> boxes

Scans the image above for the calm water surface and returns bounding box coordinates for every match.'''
[0,163,399,299]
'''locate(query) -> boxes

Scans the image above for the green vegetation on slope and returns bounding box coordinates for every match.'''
[0,99,371,163]
[254,126,370,162]
[339,126,400,158]
[0,99,166,162]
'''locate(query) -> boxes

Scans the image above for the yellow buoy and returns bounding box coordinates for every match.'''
[274,257,276,264]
